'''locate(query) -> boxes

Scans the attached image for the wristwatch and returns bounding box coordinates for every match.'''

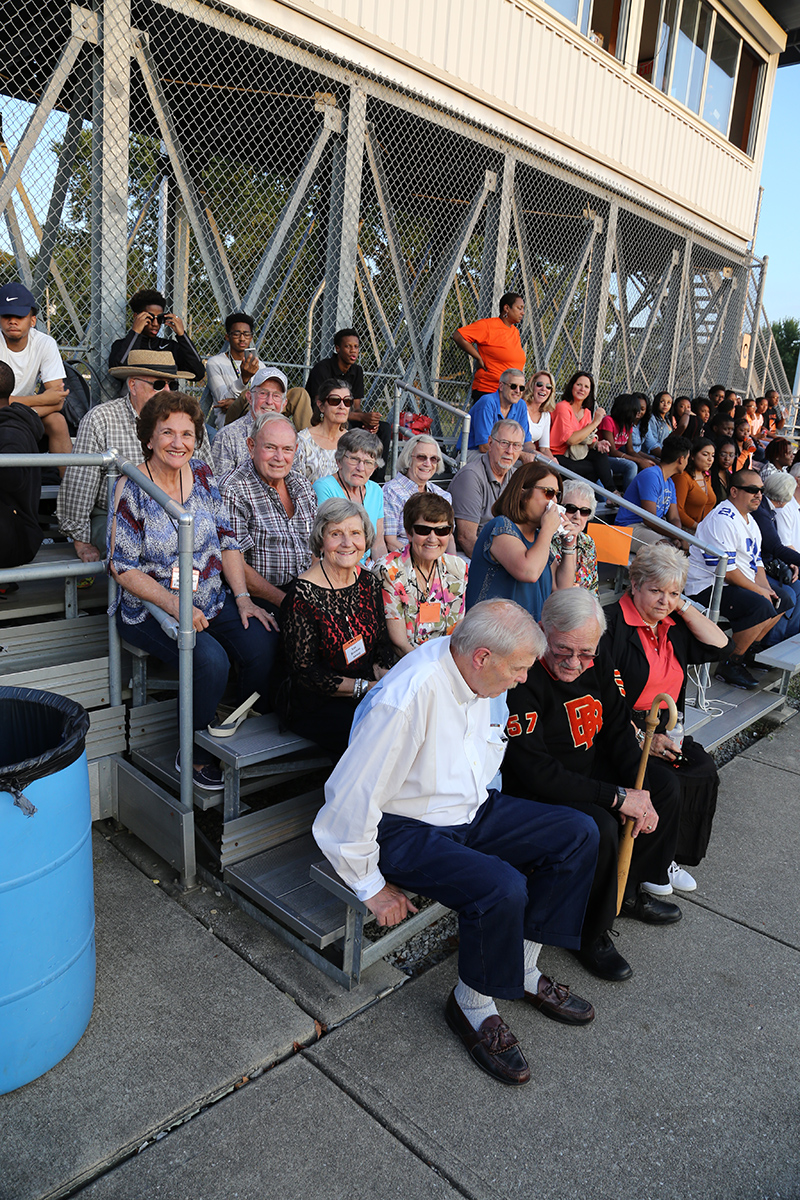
[614,786,627,810]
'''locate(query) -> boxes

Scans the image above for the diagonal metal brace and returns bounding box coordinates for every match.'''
[365,125,431,394]
[133,30,239,315]
[242,110,338,316]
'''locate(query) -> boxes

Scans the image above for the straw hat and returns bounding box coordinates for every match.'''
[109,349,196,380]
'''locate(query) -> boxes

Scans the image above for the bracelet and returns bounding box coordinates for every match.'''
[680,595,692,612]
[353,677,367,701]
[234,591,250,600]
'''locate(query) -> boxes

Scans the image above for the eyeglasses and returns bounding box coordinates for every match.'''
[342,453,376,467]
[504,383,525,392]
[412,523,452,537]
[411,454,439,464]
[325,395,353,406]
[534,380,553,391]
[551,647,597,663]
[533,485,560,499]
[738,485,764,495]
[137,378,169,390]
[564,503,593,517]
[492,438,524,451]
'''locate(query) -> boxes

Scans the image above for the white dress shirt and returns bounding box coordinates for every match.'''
[313,636,508,902]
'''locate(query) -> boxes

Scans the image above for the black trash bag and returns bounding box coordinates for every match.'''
[0,687,90,816]
[61,362,92,437]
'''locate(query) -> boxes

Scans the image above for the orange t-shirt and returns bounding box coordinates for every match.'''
[457,317,525,393]
[549,402,593,457]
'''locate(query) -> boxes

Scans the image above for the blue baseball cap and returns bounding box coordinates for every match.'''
[0,283,37,316]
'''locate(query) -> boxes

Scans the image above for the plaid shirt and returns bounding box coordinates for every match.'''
[382,472,452,543]
[221,458,317,586]
[57,394,212,543]
[211,413,254,479]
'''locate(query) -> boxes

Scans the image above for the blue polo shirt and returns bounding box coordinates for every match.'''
[615,465,676,526]
[466,391,529,449]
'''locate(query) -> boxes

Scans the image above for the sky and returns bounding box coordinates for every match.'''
[753,63,800,322]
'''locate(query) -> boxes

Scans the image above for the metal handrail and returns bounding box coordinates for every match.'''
[391,381,472,476]
[534,454,729,629]
[0,449,196,840]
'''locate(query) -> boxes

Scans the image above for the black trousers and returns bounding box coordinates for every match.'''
[0,501,38,568]
[552,762,681,947]
[556,448,615,492]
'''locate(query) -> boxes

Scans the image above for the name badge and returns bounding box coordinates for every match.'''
[418,601,441,624]
[343,635,366,664]
[170,564,199,592]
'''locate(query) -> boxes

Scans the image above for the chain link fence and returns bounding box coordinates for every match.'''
[0,0,791,429]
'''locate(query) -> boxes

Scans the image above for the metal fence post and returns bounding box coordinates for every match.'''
[391,382,402,479]
[107,458,122,707]
[91,0,132,403]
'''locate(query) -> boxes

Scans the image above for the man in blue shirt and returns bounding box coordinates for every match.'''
[615,434,690,549]
[467,368,529,453]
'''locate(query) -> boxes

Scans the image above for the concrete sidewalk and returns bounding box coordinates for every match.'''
[2,719,798,1200]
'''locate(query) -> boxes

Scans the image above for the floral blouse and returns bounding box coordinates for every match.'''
[551,529,599,595]
[376,548,468,649]
[108,459,239,625]
[294,428,340,483]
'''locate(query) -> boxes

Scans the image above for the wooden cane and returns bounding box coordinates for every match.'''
[615,692,678,914]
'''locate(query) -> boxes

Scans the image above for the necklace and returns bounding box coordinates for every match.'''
[146,461,184,504]
[320,559,356,591]
[336,471,365,504]
[411,554,438,598]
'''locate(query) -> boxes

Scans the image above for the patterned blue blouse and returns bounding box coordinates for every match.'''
[109,458,240,625]
[464,514,553,620]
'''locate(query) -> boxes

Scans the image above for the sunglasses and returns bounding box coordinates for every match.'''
[533,485,560,499]
[564,503,593,517]
[505,383,525,392]
[738,485,764,494]
[412,523,452,537]
[325,395,353,406]
[534,380,553,390]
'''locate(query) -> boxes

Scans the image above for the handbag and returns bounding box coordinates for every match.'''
[399,411,432,435]
[566,440,591,461]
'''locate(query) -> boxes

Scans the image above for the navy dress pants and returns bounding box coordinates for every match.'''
[375,790,599,1000]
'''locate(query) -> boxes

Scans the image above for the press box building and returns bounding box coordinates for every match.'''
[1,0,797,406]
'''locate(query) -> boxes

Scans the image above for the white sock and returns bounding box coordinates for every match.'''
[454,978,498,1031]
[523,940,543,993]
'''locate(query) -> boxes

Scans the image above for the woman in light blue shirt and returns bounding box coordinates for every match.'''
[313,428,387,562]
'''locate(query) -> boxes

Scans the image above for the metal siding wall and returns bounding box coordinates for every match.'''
[284,0,771,241]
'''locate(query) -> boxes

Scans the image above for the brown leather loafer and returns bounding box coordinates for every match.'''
[445,990,530,1085]
[524,974,595,1025]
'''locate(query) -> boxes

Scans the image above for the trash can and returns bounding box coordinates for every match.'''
[0,686,93,1094]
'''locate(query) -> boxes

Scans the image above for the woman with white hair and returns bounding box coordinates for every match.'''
[774,464,800,549]
[275,498,395,759]
[382,433,453,552]
[313,428,387,562]
[603,543,729,894]
[753,472,800,646]
[551,479,599,594]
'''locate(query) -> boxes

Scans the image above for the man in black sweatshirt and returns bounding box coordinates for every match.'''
[0,361,44,570]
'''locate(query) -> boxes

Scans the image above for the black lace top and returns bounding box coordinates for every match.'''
[277,569,395,716]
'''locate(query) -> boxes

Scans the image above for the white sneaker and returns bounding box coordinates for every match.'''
[668,861,697,892]
[640,878,673,896]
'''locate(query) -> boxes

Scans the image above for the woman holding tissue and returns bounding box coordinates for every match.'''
[464,463,576,620]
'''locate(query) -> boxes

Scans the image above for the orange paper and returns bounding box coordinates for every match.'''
[587,522,634,566]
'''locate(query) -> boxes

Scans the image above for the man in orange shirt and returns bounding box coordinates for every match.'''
[452,294,526,401]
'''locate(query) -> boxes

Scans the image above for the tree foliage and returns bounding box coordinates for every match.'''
[771,317,800,388]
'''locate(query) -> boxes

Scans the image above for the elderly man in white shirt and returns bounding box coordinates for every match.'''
[313,599,598,1087]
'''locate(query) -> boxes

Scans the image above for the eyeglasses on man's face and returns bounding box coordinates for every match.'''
[504,382,525,393]
[492,438,524,451]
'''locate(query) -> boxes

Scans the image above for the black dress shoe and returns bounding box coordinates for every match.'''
[716,658,758,690]
[620,889,682,925]
[445,990,530,1085]
[524,974,595,1024]
[574,932,633,981]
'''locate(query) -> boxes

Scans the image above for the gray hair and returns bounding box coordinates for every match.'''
[396,433,444,476]
[628,542,688,591]
[540,587,607,637]
[249,411,297,443]
[499,368,526,385]
[334,427,384,469]
[489,418,525,441]
[562,479,597,518]
[309,497,375,557]
[789,463,800,482]
[764,471,797,505]
[450,599,546,659]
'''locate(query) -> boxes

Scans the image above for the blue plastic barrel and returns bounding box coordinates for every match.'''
[0,687,94,1094]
